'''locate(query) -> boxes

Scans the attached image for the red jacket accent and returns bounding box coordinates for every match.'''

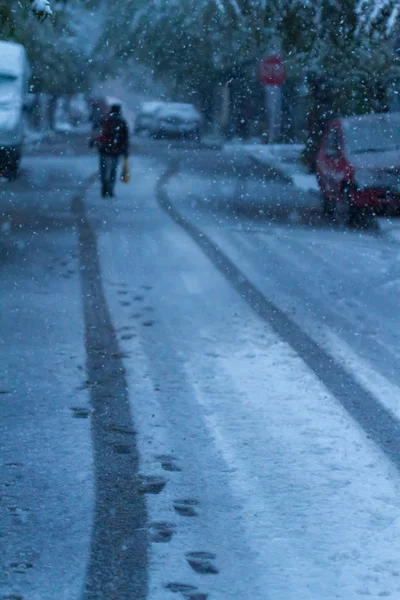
[97,116,129,156]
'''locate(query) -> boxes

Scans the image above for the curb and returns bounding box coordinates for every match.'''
[247,154,293,184]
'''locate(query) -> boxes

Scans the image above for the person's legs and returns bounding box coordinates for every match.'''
[108,156,119,196]
[99,154,108,196]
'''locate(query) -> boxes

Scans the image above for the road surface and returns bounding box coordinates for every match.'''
[1,135,400,600]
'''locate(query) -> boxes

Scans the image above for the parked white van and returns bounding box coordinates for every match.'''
[0,41,30,179]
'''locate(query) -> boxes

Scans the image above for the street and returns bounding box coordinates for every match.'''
[2,136,400,600]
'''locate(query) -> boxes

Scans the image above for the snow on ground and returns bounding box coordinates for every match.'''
[291,173,320,192]
[378,216,400,243]
[186,206,400,430]
[84,158,400,600]
[186,335,400,600]
[224,141,304,163]
[224,142,320,192]
[0,155,95,600]
[4,142,400,599]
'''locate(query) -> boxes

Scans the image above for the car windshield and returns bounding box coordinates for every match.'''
[140,101,164,114]
[159,103,198,115]
[343,119,400,153]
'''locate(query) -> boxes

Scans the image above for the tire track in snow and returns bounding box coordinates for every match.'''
[71,180,148,600]
[157,165,400,472]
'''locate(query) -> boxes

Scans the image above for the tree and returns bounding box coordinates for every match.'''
[102,0,390,119]
[278,0,392,166]
[0,0,105,129]
[63,0,397,145]
[103,0,390,90]
[356,0,400,35]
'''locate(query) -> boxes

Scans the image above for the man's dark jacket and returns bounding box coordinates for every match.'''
[98,115,129,157]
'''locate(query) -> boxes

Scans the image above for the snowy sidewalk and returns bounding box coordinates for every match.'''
[377,217,400,243]
[223,141,319,193]
[24,122,91,150]
[223,140,400,240]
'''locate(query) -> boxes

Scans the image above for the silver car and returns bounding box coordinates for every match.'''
[152,103,202,140]
[134,101,166,136]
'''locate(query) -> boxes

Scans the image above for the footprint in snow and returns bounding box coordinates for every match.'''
[173,499,198,517]
[149,521,175,543]
[165,583,207,599]
[186,552,218,574]
[156,454,182,472]
[138,475,167,495]
[70,407,91,419]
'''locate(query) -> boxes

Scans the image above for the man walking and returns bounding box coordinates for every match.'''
[94,104,129,197]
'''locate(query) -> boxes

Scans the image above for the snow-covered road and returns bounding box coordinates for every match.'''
[2,141,400,599]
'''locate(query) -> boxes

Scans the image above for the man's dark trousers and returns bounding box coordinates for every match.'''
[100,154,119,196]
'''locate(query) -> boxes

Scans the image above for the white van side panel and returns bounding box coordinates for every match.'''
[0,41,29,149]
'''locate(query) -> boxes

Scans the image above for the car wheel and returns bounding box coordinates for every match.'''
[7,157,20,181]
[316,173,333,218]
[322,193,334,218]
[190,129,201,142]
[333,185,358,227]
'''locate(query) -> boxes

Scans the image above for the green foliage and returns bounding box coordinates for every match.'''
[103,0,391,101]
[0,1,92,94]
[281,0,391,168]
[0,2,16,37]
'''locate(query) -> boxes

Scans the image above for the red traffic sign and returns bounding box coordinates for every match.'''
[259,55,286,86]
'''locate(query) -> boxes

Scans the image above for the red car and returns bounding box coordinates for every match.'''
[316,112,400,224]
